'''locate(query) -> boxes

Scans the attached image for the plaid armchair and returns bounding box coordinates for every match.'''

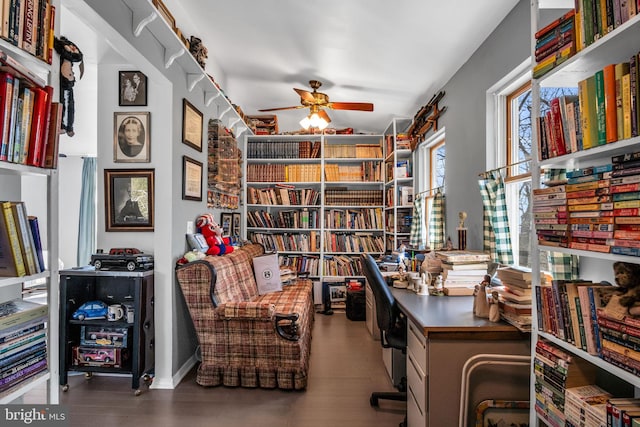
[176,244,314,390]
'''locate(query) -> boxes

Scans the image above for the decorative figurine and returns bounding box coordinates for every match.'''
[474,274,492,318]
[488,290,500,322]
[54,36,84,136]
[457,211,468,250]
[189,36,208,68]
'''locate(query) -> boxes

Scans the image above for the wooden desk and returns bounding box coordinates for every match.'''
[390,289,531,427]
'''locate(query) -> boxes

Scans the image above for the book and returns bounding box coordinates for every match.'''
[42,101,61,168]
[0,71,14,162]
[25,85,50,166]
[9,201,38,275]
[27,216,44,272]
[0,49,46,87]
[0,299,47,330]
[603,63,618,143]
[0,201,25,276]
[434,250,490,263]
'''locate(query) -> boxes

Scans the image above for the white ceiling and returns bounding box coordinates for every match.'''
[162,0,521,134]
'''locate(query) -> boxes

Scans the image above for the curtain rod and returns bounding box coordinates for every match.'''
[415,185,445,198]
[478,158,530,177]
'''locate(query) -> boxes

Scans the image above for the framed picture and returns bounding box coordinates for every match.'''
[232,212,241,237]
[182,98,203,152]
[182,155,203,201]
[104,169,154,232]
[119,71,148,106]
[114,112,150,163]
[220,213,232,238]
[152,0,176,30]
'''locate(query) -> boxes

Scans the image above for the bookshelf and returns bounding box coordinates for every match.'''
[530,2,640,425]
[242,133,385,298]
[383,118,413,253]
[0,18,60,405]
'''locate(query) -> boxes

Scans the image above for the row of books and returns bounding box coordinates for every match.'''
[323,161,382,182]
[248,231,320,253]
[324,189,383,207]
[322,255,363,277]
[0,53,62,168]
[246,163,322,183]
[574,0,639,51]
[246,186,321,206]
[0,299,48,396]
[0,0,56,64]
[324,143,383,159]
[533,159,640,255]
[246,208,319,229]
[0,201,44,277]
[323,231,384,254]
[278,254,320,276]
[534,338,598,427]
[385,186,413,207]
[246,140,320,159]
[533,9,576,79]
[324,207,384,230]
[384,133,411,154]
[537,53,640,160]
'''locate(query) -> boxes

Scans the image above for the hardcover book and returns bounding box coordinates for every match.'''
[0,299,47,330]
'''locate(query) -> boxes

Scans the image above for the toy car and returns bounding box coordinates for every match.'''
[90,248,154,271]
[72,301,108,321]
[79,349,113,363]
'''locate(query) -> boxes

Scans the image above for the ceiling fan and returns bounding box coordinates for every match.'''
[258,80,374,127]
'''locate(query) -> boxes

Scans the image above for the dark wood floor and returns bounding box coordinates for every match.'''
[33,313,405,427]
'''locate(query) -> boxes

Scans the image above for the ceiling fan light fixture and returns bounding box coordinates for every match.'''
[299,116,312,129]
[300,112,328,130]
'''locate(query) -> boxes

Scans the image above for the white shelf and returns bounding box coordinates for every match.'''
[0,371,50,404]
[121,0,252,136]
[0,272,50,289]
[536,244,640,264]
[539,136,640,168]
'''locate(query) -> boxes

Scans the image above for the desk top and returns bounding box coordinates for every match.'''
[391,288,525,338]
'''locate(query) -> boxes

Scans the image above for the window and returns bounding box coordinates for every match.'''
[503,81,577,268]
[417,133,445,249]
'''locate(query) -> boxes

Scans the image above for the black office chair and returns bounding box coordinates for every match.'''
[361,253,407,427]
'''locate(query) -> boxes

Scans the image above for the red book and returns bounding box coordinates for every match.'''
[43,102,62,169]
[550,97,567,156]
[534,9,576,39]
[26,85,49,166]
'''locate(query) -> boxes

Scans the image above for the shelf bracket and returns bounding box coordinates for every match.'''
[219,106,232,120]
[235,125,248,137]
[228,117,241,129]
[187,73,205,92]
[133,8,157,37]
[164,48,184,69]
[205,92,221,107]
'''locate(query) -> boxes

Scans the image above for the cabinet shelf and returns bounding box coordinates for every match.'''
[0,271,49,289]
[539,135,640,168]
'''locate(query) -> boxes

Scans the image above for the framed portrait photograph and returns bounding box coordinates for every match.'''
[182,155,203,201]
[220,213,232,238]
[232,212,241,237]
[104,169,155,232]
[114,112,150,163]
[182,98,203,152]
[119,71,148,106]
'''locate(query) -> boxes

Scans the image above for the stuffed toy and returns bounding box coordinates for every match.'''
[196,213,234,256]
[54,36,84,137]
[176,250,206,266]
[612,261,640,308]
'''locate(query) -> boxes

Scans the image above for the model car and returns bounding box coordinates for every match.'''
[79,349,113,363]
[90,247,154,271]
[72,300,108,321]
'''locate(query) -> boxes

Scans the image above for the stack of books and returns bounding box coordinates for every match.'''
[534,339,597,427]
[563,384,612,427]
[435,250,490,296]
[597,307,640,376]
[533,183,569,248]
[533,9,576,79]
[0,299,48,395]
[495,265,540,332]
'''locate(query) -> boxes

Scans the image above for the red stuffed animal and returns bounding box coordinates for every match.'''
[196,214,234,256]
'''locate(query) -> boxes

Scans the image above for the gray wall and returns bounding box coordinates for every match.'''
[419,0,531,251]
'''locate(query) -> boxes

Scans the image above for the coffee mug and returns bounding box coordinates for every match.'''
[107,304,124,322]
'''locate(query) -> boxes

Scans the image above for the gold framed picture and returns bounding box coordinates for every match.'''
[182,98,203,152]
[104,169,154,232]
[182,155,203,201]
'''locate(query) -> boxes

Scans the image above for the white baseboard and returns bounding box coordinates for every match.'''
[149,354,197,389]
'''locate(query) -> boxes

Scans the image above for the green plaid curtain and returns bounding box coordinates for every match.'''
[478,170,513,264]
[428,190,445,250]
[544,168,579,280]
[410,195,426,249]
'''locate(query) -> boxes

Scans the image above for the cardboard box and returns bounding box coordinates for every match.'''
[80,326,128,348]
[72,346,128,368]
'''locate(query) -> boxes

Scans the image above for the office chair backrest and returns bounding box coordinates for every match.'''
[361,254,403,342]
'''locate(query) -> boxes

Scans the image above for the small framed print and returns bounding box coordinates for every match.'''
[105,169,154,232]
[182,98,203,152]
[119,71,147,106]
[114,112,150,163]
[182,156,203,201]
[220,213,232,238]
[232,212,241,237]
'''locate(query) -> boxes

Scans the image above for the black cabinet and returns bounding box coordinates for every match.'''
[59,268,154,395]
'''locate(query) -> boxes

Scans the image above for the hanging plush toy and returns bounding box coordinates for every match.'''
[54,36,84,137]
[196,213,234,256]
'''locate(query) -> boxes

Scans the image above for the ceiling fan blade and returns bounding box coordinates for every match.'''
[318,109,331,123]
[327,102,374,112]
[258,105,306,112]
[294,88,316,104]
